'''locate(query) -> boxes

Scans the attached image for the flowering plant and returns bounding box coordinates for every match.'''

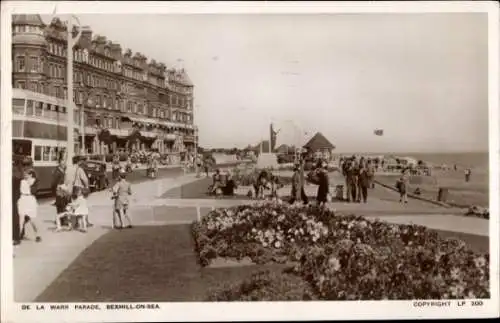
[192,202,490,300]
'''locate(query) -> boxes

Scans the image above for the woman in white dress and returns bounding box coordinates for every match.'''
[18,169,41,242]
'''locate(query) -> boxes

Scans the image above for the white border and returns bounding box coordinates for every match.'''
[1,1,499,322]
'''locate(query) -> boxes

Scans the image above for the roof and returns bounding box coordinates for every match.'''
[179,70,193,86]
[12,14,45,26]
[303,132,335,151]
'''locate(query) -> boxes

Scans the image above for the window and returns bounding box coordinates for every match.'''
[30,56,39,72]
[51,147,59,162]
[42,146,50,161]
[63,88,67,99]
[44,103,55,119]
[35,101,43,116]
[12,98,25,114]
[26,100,34,115]
[34,146,42,161]
[16,81,26,89]
[16,56,25,72]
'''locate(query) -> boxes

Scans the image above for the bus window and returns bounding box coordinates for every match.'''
[44,103,54,119]
[42,146,50,161]
[13,139,32,156]
[12,98,25,115]
[35,101,43,117]
[50,147,59,161]
[34,146,42,161]
[26,100,34,116]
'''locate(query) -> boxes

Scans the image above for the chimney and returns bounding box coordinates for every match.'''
[79,26,92,48]
[110,43,122,59]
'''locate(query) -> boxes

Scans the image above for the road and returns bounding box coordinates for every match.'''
[37,160,249,202]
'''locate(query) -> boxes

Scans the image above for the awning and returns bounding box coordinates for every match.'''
[129,116,161,125]
[140,131,157,139]
[121,116,133,122]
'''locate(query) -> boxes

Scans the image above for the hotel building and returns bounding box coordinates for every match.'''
[11,14,197,158]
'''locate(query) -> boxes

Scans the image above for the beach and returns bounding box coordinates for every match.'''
[374,152,489,208]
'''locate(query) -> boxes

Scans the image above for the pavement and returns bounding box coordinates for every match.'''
[12,163,490,302]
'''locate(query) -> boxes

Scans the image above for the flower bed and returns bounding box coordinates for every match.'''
[192,202,490,300]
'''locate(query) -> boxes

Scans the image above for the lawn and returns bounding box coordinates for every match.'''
[35,224,285,302]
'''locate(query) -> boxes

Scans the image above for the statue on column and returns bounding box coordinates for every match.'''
[270,123,280,153]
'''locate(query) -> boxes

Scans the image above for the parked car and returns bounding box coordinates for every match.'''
[81,160,109,192]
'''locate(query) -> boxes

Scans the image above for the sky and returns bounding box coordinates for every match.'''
[44,13,489,152]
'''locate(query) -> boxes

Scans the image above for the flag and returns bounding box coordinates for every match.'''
[374,129,384,136]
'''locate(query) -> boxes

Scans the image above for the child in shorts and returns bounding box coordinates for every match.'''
[112,169,133,229]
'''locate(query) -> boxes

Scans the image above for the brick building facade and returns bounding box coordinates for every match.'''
[12,14,197,155]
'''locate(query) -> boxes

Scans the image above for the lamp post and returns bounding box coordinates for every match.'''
[48,15,82,168]
[194,125,199,178]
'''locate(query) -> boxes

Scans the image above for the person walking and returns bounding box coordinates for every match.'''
[64,156,91,228]
[298,158,309,205]
[345,159,357,202]
[51,159,68,226]
[290,164,302,204]
[366,159,375,189]
[397,168,410,204]
[66,186,89,232]
[112,169,133,229]
[315,161,330,207]
[357,163,370,203]
[111,154,121,181]
[464,168,471,182]
[18,169,41,242]
[12,157,27,246]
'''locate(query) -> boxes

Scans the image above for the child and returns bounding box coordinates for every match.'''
[112,169,133,229]
[67,187,89,232]
[54,184,71,231]
[18,169,41,242]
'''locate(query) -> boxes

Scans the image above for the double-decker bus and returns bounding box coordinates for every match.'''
[12,88,81,194]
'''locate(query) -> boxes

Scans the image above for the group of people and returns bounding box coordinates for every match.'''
[210,168,237,197]
[12,154,135,247]
[340,156,376,203]
[54,156,134,232]
[291,159,331,206]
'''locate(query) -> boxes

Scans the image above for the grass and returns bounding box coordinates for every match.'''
[35,224,282,302]
[376,170,489,208]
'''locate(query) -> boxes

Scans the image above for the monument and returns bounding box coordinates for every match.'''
[256,123,280,169]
